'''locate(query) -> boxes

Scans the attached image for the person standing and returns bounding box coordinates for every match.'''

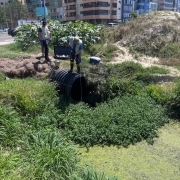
[38,21,45,57]
[67,36,83,73]
[38,21,51,61]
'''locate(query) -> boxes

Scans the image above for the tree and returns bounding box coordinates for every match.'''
[131,11,138,19]
[0,7,6,28]
[2,1,29,28]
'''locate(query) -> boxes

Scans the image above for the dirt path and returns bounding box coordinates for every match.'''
[111,43,180,77]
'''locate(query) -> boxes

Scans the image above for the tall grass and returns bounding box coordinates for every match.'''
[76,166,118,180]
[0,105,24,147]
[0,148,21,180]
[0,77,58,116]
[21,131,78,180]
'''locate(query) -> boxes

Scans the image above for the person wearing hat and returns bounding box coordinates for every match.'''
[38,21,51,62]
[67,36,83,73]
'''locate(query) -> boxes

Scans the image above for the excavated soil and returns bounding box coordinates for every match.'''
[0,55,56,78]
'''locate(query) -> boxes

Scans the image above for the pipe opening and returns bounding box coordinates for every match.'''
[71,76,88,100]
[50,69,89,101]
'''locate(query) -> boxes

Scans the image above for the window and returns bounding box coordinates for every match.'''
[123,13,130,17]
[69,12,76,16]
[49,2,59,6]
[112,10,117,15]
[82,10,109,16]
[124,6,133,11]
[112,3,117,8]
[164,4,173,7]
[83,2,110,8]
[124,0,132,4]
[68,0,76,3]
[69,5,76,10]
[165,0,173,2]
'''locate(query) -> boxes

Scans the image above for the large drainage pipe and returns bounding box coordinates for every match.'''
[50,69,89,101]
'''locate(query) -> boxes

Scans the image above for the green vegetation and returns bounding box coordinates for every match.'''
[14,20,104,51]
[0,105,24,147]
[21,131,79,180]
[0,17,180,179]
[0,43,51,59]
[0,78,58,116]
[59,95,169,148]
[83,62,170,104]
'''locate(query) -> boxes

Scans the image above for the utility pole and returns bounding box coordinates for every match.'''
[41,0,46,21]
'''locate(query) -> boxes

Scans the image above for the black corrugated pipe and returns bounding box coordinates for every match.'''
[50,68,89,101]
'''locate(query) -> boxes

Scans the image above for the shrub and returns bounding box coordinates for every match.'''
[159,43,180,59]
[145,66,170,74]
[168,80,180,118]
[145,84,172,104]
[15,20,104,50]
[59,94,169,148]
[108,77,144,98]
[14,24,39,50]
[84,62,170,105]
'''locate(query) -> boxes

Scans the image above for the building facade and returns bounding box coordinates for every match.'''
[2,0,180,26]
[157,0,174,11]
[121,0,133,22]
[135,0,149,14]
[62,0,121,24]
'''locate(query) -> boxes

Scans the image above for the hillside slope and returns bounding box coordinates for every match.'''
[106,11,180,79]
[113,11,180,57]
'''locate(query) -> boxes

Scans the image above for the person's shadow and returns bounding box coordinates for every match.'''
[33,58,50,71]
[36,55,44,60]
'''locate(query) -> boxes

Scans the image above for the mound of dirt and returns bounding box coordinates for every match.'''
[0,55,57,78]
[105,11,180,59]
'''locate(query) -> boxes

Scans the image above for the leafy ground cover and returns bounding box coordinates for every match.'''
[59,95,169,148]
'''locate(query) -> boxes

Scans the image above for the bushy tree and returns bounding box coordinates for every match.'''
[1,1,29,28]
[14,20,104,50]
[0,7,6,26]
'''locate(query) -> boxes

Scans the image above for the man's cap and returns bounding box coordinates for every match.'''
[73,36,80,44]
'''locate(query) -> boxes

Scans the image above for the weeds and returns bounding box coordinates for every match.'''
[0,78,58,116]
[0,105,24,147]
